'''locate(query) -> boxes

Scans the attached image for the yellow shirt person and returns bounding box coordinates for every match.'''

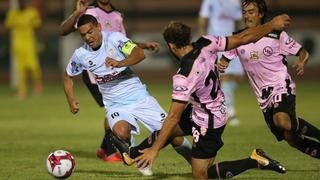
[5,1,42,98]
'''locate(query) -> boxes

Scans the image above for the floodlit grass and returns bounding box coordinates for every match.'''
[0,81,319,179]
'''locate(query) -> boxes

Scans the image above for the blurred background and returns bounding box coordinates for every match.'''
[0,0,319,87]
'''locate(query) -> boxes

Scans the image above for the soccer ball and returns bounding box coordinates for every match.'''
[46,150,76,179]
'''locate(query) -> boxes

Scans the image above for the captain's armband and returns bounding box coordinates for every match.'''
[120,40,137,57]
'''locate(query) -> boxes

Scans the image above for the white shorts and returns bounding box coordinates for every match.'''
[106,96,167,135]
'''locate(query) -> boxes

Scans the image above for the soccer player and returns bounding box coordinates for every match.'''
[199,0,245,126]
[5,0,43,98]
[218,0,320,159]
[59,0,163,163]
[109,14,291,179]
[63,14,191,176]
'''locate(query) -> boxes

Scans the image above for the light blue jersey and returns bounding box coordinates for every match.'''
[66,31,149,108]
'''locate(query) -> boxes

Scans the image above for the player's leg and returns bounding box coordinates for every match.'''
[130,96,192,164]
[28,52,42,95]
[206,149,286,179]
[97,118,122,162]
[264,94,320,159]
[220,77,239,126]
[272,94,320,140]
[284,131,320,158]
[82,70,104,107]
[16,50,27,98]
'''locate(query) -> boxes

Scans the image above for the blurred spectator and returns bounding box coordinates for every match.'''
[198,0,244,126]
[5,0,42,99]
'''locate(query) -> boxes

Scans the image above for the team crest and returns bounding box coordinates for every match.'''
[105,19,112,30]
[250,51,259,61]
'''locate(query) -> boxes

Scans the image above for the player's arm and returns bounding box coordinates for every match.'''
[135,41,160,53]
[63,71,79,114]
[134,101,187,168]
[59,0,88,36]
[292,48,309,76]
[106,41,145,68]
[226,14,291,51]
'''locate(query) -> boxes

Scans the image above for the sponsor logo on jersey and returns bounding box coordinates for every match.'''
[88,60,96,68]
[263,46,273,56]
[285,37,294,45]
[174,86,188,92]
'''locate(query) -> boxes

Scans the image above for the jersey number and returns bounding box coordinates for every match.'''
[111,112,120,119]
[204,70,219,100]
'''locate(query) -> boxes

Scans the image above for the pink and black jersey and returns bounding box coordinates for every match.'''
[223,31,302,110]
[75,6,126,34]
[172,36,229,129]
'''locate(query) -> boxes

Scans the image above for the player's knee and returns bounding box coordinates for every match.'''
[171,136,184,147]
[192,168,207,179]
[273,112,291,130]
[112,120,131,143]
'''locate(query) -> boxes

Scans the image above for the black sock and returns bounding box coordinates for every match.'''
[100,129,117,156]
[129,130,172,159]
[294,136,320,159]
[207,158,257,179]
[293,118,320,141]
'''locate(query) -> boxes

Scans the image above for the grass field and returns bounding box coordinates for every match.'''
[0,81,319,180]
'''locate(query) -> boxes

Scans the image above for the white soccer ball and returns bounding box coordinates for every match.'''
[46,150,76,179]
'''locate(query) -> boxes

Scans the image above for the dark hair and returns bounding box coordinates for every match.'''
[243,0,268,23]
[77,14,99,27]
[163,21,191,49]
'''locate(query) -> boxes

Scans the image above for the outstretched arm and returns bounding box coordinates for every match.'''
[134,101,186,168]
[227,14,291,50]
[292,48,309,76]
[105,46,145,68]
[135,41,161,53]
[63,71,79,114]
[59,0,88,36]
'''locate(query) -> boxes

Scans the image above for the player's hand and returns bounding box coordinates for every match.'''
[292,59,306,76]
[134,147,159,169]
[143,41,160,53]
[69,99,79,114]
[270,14,291,31]
[75,0,89,15]
[105,57,123,68]
[217,58,230,73]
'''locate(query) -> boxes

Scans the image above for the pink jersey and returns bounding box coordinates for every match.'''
[224,31,302,110]
[172,35,228,129]
[76,6,126,34]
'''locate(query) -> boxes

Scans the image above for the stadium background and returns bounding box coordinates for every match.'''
[0,0,319,179]
[0,0,319,83]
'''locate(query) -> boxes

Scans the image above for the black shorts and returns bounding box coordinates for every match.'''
[178,104,225,159]
[263,94,296,141]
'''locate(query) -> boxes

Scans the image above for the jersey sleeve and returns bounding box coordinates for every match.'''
[66,52,83,77]
[204,35,227,52]
[279,31,302,56]
[223,49,238,60]
[172,74,197,103]
[109,32,137,57]
[199,0,211,17]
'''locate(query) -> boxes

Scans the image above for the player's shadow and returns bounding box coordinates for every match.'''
[76,170,192,179]
[287,169,319,172]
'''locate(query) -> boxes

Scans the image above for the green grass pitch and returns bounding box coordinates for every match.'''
[0,81,319,179]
